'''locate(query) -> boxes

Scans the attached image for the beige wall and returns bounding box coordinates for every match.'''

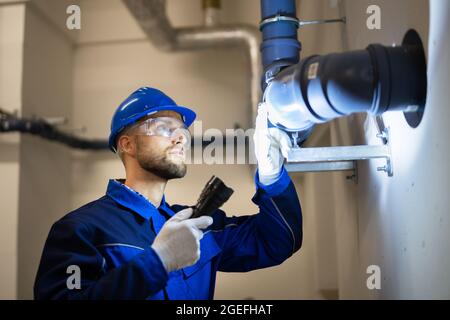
[0,2,25,299]
[0,0,77,299]
[17,0,75,299]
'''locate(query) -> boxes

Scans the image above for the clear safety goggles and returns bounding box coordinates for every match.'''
[130,116,191,149]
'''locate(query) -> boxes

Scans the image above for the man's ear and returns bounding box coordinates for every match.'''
[118,134,136,157]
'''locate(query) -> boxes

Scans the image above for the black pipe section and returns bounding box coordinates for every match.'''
[0,112,108,150]
[264,29,427,134]
[260,0,301,88]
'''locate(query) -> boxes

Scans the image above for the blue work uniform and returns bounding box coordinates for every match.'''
[34,167,303,300]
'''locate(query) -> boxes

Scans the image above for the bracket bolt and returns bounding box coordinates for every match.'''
[377,166,388,172]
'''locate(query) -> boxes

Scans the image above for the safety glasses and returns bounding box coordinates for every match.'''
[129,116,191,149]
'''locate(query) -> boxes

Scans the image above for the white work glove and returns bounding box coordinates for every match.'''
[151,208,213,273]
[253,102,293,185]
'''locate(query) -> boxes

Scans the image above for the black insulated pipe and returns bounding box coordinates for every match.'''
[0,111,108,150]
[264,29,427,133]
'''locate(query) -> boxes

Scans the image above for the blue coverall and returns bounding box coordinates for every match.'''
[34,167,302,299]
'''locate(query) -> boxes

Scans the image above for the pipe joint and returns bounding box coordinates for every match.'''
[263,29,427,142]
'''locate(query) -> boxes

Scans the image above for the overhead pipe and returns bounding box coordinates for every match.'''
[0,110,108,150]
[122,0,261,127]
[122,0,176,51]
[259,0,301,85]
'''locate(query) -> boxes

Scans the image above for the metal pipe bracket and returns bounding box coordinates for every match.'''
[285,127,393,178]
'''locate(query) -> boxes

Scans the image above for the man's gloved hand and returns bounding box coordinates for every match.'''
[253,102,293,185]
[151,208,213,273]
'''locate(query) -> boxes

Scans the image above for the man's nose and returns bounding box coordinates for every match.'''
[172,130,187,146]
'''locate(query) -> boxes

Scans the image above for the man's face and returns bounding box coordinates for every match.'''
[130,111,188,180]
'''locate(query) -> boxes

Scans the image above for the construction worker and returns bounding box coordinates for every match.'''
[34,87,303,299]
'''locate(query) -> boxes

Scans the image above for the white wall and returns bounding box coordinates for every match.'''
[319,0,449,299]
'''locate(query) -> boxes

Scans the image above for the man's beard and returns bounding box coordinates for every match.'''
[136,141,187,180]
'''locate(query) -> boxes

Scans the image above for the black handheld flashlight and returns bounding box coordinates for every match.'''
[191,176,234,218]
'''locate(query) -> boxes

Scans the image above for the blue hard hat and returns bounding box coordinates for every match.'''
[108,87,196,152]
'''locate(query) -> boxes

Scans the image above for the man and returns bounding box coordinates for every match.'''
[34,87,303,299]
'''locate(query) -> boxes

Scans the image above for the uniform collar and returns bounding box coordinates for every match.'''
[106,179,175,220]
